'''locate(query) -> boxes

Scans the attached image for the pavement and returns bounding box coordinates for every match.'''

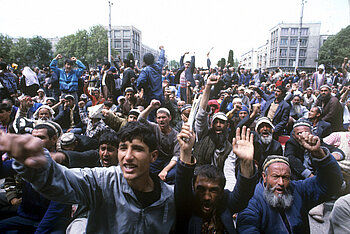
[310,202,334,234]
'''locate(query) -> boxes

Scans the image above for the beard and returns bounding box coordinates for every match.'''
[292,104,302,116]
[259,132,273,145]
[264,184,293,209]
[208,128,228,149]
[318,93,331,103]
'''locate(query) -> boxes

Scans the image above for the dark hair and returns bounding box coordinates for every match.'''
[34,124,56,139]
[99,131,119,147]
[117,121,157,151]
[103,101,113,108]
[0,103,12,112]
[103,61,111,69]
[193,165,226,189]
[64,59,74,66]
[123,59,131,68]
[0,61,7,70]
[143,53,155,66]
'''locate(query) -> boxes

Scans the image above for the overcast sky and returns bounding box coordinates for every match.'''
[1,0,349,66]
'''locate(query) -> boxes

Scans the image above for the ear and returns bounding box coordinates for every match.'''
[150,150,158,163]
[262,171,267,184]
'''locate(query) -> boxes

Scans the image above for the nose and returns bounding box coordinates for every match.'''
[124,147,133,161]
[277,177,284,186]
[203,190,212,201]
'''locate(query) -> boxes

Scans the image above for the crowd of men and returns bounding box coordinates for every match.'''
[0,48,350,233]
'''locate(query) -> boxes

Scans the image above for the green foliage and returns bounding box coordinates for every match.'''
[27,36,52,67]
[169,60,180,69]
[0,34,13,62]
[217,58,226,68]
[55,25,110,66]
[318,25,350,69]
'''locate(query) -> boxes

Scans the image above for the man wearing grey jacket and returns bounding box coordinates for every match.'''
[0,121,175,233]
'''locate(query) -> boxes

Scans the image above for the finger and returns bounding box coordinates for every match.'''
[249,133,254,144]
[232,137,236,148]
[246,127,251,141]
[241,126,247,141]
[235,128,241,142]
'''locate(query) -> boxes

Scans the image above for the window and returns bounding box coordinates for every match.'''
[289,59,295,67]
[279,59,287,66]
[289,49,296,57]
[124,40,130,48]
[280,38,288,46]
[299,49,306,57]
[280,49,287,57]
[290,38,298,46]
[301,28,308,36]
[299,60,305,66]
[115,40,121,48]
[123,30,131,38]
[281,28,289,35]
[300,38,308,46]
[114,30,121,38]
[291,28,298,35]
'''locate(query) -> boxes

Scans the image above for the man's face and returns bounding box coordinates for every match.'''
[177,101,185,110]
[184,62,190,69]
[181,108,191,121]
[65,63,72,72]
[212,118,227,134]
[263,163,291,197]
[32,128,56,151]
[125,91,133,100]
[293,125,311,141]
[38,108,51,120]
[320,87,330,98]
[238,89,244,95]
[156,112,171,131]
[38,91,44,97]
[194,176,223,217]
[258,123,272,137]
[107,97,114,103]
[118,138,157,182]
[99,143,118,167]
[93,90,100,98]
[65,99,74,108]
[275,89,283,100]
[308,107,319,119]
[0,110,11,123]
[292,96,300,105]
[238,111,248,120]
[127,114,138,122]
[307,90,312,96]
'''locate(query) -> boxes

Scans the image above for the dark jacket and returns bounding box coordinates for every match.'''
[175,160,258,234]
[285,136,345,180]
[310,119,332,138]
[137,49,165,104]
[54,105,82,130]
[0,72,17,99]
[237,151,343,233]
[315,96,344,132]
[175,55,196,87]
[255,88,291,136]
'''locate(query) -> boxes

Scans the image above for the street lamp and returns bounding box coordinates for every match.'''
[295,0,306,73]
[108,1,113,63]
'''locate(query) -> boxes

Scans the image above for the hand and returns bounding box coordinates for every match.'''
[206,74,219,86]
[232,126,254,162]
[187,81,191,87]
[0,133,47,168]
[159,45,164,50]
[150,99,161,109]
[10,198,22,206]
[252,103,261,114]
[233,103,242,112]
[158,169,167,181]
[181,113,189,123]
[67,128,73,133]
[78,101,85,108]
[55,54,62,60]
[177,123,195,158]
[184,52,189,55]
[297,132,325,158]
[71,57,77,62]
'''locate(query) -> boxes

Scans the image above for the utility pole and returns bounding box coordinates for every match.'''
[295,0,306,73]
[108,1,113,63]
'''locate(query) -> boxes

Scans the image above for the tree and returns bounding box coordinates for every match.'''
[0,34,13,62]
[9,38,31,66]
[228,50,234,67]
[27,36,52,67]
[86,25,108,66]
[217,58,226,68]
[169,60,180,69]
[318,25,350,69]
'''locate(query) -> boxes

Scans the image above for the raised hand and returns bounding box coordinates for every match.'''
[71,57,77,62]
[177,123,195,163]
[55,54,63,60]
[150,99,161,109]
[232,126,254,162]
[0,133,47,168]
[297,132,325,159]
[206,74,219,86]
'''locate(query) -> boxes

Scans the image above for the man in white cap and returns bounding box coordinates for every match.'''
[138,99,180,184]
[33,88,47,104]
[311,64,326,90]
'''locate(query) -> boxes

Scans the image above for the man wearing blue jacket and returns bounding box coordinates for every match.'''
[50,54,86,102]
[237,131,343,233]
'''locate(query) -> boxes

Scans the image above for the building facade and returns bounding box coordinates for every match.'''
[240,22,328,73]
[110,26,159,66]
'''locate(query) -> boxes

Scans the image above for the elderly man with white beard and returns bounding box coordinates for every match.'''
[237,131,343,233]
